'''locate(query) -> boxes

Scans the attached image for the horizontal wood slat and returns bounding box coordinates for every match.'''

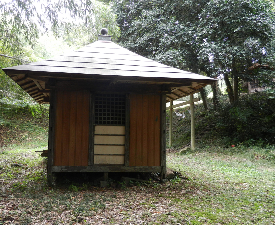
[94,125,126,165]
[94,135,125,145]
[94,145,125,155]
[95,126,125,135]
[52,165,162,173]
[94,155,124,165]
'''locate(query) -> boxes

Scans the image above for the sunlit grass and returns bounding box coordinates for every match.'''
[0,102,49,150]
[166,146,275,224]
[0,146,48,194]
[1,143,275,224]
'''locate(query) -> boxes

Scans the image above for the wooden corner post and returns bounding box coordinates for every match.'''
[161,94,167,179]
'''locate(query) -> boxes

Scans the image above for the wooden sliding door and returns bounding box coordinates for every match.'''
[54,90,90,166]
[129,93,161,166]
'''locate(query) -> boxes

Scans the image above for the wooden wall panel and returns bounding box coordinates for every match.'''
[54,90,89,166]
[68,93,77,166]
[142,95,148,166]
[129,94,161,166]
[154,95,161,166]
[75,91,84,166]
[54,91,63,166]
[136,94,143,165]
[61,91,70,166]
[129,94,137,166]
[147,94,156,166]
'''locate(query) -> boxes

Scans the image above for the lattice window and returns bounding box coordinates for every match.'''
[95,94,126,125]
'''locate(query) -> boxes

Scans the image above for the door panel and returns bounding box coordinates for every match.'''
[129,94,161,166]
[54,90,89,166]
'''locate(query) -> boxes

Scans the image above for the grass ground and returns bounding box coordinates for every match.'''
[0,144,274,224]
[0,111,48,149]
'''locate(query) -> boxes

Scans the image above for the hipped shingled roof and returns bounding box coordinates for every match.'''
[3,39,215,103]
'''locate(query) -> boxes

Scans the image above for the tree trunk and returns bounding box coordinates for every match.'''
[188,53,208,111]
[199,88,208,111]
[211,80,219,111]
[233,74,239,102]
[224,73,234,104]
[231,58,239,102]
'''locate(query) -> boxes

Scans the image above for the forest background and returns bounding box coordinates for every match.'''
[1,1,275,224]
[1,0,275,147]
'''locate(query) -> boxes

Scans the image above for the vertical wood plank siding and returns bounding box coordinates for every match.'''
[129,94,161,166]
[47,90,56,185]
[54,90,89,166]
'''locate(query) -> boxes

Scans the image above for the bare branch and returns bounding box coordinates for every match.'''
[0,54,30,64]
[0,54,14,60]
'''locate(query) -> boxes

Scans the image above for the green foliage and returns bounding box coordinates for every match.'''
[169,92,275,148]
[0,147,48,193]
[114,0,207,71]
[114,0,275,101]
[0,0,39,57]
[1,97,48,118]
[207,92,275,145]
[198,0,275,97]
[0,0,120,105]
[0,0,120,133]
[166,107,192,148]
[0,0,120,58]
[167,146,275,224]
[51,0,120,48]
[69,184,79,192]
[0,96,49,148]
[215,92,275,145]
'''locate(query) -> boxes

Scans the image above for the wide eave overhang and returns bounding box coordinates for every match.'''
[3,40,216,103]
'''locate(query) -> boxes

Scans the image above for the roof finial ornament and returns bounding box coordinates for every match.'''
[98,28,111,41]
[101,28,108,35]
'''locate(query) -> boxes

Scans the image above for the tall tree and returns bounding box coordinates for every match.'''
[114,0,211,108]
[114,0,275,104]
[198,0,275,103]
[114,0,209,70]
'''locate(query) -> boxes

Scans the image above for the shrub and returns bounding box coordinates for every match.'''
[215,92,275,145]
[168,91,275,149]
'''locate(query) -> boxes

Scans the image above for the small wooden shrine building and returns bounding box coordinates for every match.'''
[3,32,215,184]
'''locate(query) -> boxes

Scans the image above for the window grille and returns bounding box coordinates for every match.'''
[95,94,126,125]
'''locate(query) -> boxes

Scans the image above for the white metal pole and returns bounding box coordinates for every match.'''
[190,94,195,150]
